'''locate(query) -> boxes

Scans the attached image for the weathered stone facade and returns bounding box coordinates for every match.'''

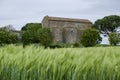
[42,16,92,43]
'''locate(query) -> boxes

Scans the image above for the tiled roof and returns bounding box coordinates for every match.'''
[45,16,92,23]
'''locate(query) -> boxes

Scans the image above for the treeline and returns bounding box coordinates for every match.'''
[0,23,52,48]
[0,15,120,47]
[0,23,100,48]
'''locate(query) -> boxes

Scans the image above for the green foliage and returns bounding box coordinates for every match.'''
[97,35,102,44]
[1,45,120,80]
[21,31,33,45]
[109,32,120,45]
[49,43,64,48]
[93,15,120,34]
[21,23,53,47]
[81,28,99,47]
[0,29,18,44]
[37,27,52,48]
[49,43,82,48]
[73,42,80,47]
[9,33,18,43]
[21,23,42,31]
[21,23,42,45]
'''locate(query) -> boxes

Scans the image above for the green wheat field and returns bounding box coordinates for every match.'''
[0,45,120,80]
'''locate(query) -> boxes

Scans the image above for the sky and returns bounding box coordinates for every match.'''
[0,0,120,30]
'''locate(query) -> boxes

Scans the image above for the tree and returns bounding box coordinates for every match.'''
[21,23,42,46]
[109,32,120,46]
[81,28,99,47]
[37,27,52,48]
[93,15,120,34]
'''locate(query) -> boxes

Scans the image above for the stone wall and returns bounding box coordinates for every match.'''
[63,27,77,43]
[51,27,63,43]
[42,17,92,44]
[48,21,91,43]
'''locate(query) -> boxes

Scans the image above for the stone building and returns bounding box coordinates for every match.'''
[42,16,92,43]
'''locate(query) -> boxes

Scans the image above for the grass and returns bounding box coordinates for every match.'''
[0,45,120,80]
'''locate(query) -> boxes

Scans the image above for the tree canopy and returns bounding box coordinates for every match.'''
[21,23,42,31]
[93,15,120,34]
[21,23,42,45]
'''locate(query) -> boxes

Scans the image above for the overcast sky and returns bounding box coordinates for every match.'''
[0,0,120,30]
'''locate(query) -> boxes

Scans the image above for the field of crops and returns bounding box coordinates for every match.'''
[0,45,120,80]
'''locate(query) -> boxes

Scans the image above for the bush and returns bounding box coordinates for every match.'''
[37,27,52,48]
[0,29,18,45]
[81,28,99,47]
[109,32,120,46]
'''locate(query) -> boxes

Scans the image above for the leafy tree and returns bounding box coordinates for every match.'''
[21,23,42,46]
[109,32,120,46]
[81,28,99,47]
[93,15,120,34]
[37,27,52,48]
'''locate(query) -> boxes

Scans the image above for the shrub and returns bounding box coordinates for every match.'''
[81,28,99,47]
[109,32,120,46]
[37,27,52,48]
